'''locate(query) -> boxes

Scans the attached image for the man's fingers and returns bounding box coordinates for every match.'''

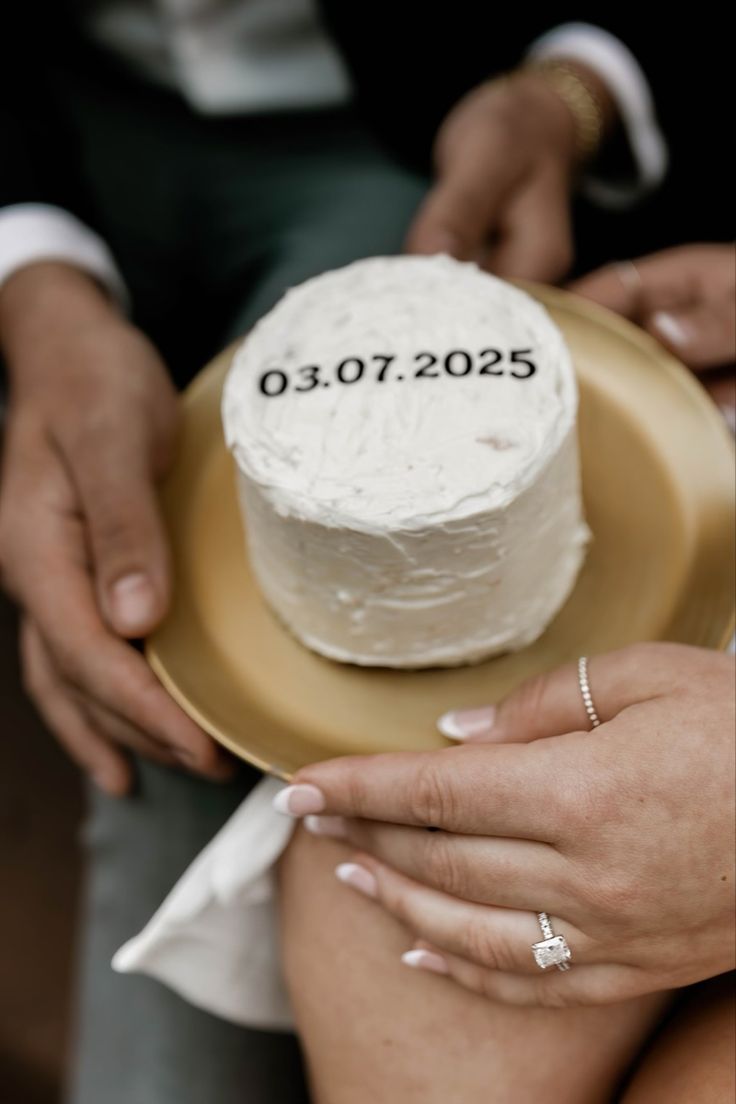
[20,618,132,795]
[404,153,517,261]
[81,697,181,769]
[487,169,573,282]
[646,301,736,371]
[64,427,171,638]
[17,517,234,781]
[332,857,637,1005]
[72,636,235,780]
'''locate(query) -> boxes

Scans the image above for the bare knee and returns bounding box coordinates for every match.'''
[622,976,735,1104]
[276,827,666,1104]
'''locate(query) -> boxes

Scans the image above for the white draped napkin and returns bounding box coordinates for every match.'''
[112,776,296,1030]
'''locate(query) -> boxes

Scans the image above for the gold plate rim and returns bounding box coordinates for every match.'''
[146,284,735,778]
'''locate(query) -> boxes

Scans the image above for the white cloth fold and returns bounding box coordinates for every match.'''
[112,776,296,1030]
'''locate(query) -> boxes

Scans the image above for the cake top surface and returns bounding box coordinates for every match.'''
[223,255,577,530]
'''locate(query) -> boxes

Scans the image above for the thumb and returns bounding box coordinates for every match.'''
[68,430,171,638]
[487,169,573,282]
[437,648,654,745]
[404,156,514,260]
[646,301,736,371]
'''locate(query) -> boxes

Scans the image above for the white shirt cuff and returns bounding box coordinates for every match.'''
[527,23,669,209]
[0,204,129,310]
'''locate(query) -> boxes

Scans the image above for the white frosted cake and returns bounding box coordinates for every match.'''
[222,255,588,668]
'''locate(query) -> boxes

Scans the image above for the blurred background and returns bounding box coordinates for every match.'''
[0,593,82,1104]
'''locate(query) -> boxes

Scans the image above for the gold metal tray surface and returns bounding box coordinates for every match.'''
[146,284,735,778]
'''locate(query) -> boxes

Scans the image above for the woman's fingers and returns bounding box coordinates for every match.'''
[404,942,642,1008]
[437,658,593,744]
[282,646,702,835]
[437,642,685,745]
[645,299,736,371]
[569,245,735,371]
[308,817,571,913]
[285,738,588,840]
[334,854,593,975]
[569,247,699,319]
[20,618,132,795]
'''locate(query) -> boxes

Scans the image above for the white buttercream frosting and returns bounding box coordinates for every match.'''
[223,255,588,667]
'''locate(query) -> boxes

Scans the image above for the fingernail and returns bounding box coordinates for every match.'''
[110,573,156,632]
[437,706,496,741]
[304,814,348,839]
[273,783,326,817]
[401,949,449,975]
[651,311,690,347]
[335,862,378,898]
[416,230,461,257]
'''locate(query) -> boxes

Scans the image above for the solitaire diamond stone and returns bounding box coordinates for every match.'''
[532,934,571,970]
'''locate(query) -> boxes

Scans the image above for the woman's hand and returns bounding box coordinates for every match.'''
[405,66,612,282]
[570,244,736,372]
[0,262,233,794]
[277,643,735,1007]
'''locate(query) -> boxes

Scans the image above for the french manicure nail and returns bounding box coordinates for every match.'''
[304,814,348,839]
[651,311,689,347]
[335,862,378,898]
[111,572,156,632]
[273,783,326,817]
[437,706,496,741]
[401,949,449,975]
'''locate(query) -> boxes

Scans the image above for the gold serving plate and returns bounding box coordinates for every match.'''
[146,285,735,778]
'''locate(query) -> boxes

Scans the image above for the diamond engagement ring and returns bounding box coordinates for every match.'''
[532,913,571,971]
[531,657,602,971]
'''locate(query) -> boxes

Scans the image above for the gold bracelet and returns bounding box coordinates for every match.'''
[526,60,605,164]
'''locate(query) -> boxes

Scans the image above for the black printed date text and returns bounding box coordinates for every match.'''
[257,349,537,397]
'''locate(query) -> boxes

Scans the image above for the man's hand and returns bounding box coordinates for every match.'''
[405,68,606,282]
[0,262,233,794]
